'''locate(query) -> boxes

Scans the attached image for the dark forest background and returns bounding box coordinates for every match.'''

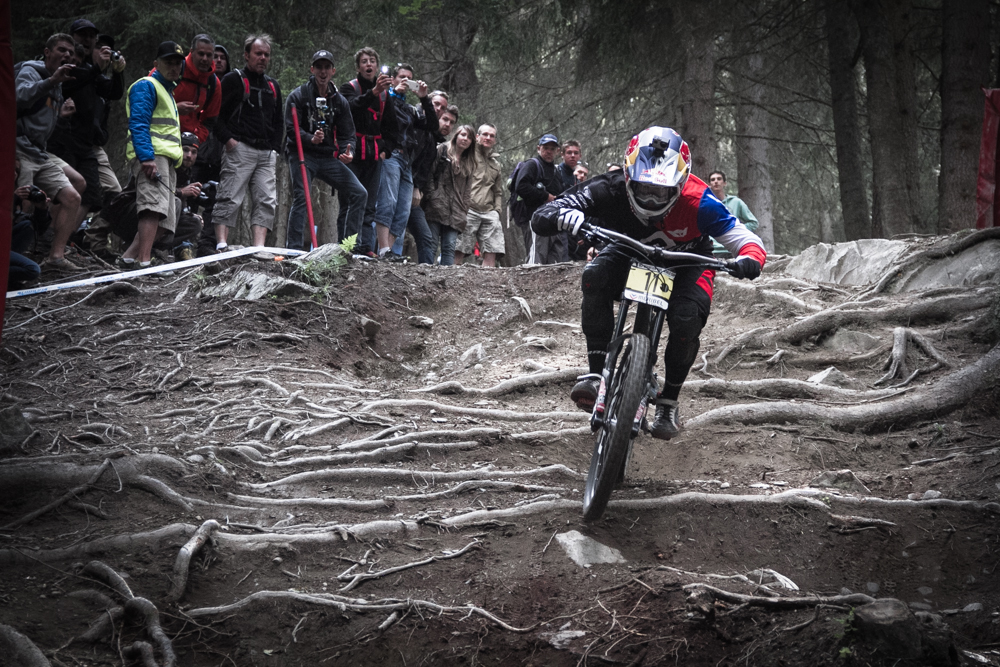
[13,0,1000,253]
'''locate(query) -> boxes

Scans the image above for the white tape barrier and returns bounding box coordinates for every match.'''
[6,246,307,299]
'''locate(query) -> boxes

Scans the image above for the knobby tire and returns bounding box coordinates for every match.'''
[582,333,650,521]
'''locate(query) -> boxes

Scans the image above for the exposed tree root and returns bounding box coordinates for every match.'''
[334,427,500,452]
[0,523,195,564]
[262,440,481,467]
[248,463,584,489]
[82,560,135,600]
[411,368,586,397]
[338,539,481,591]
[716,276,823,312]
[688,343,1000,432]
[227,493,389,510]
[1,458,112,530]
[875,327,950,386]
[123,641,159,667]
[0,624,51,666]
[184,590,537,632]
[358,398,588,423]
[687,378,904,403]
[684,583,875,613]
[165,519,220,603]
[124,597,176,667]
[508,426,592,444]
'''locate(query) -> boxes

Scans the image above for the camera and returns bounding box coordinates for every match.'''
[110,50,122,62]
[404,79,420,92]
[197,180,218,204]
[27,185,47,204]
[314,97,328,130]
[380,65,389,75]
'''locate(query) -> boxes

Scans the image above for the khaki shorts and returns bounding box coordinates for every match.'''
[130,156,177,231]
[457,209,505,255]
[16,150,73,201]
[92,146,122,194]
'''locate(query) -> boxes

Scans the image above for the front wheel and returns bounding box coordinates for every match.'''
[582,333,650,521]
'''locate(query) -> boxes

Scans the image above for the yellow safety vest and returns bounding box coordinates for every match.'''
[125,75,183,168]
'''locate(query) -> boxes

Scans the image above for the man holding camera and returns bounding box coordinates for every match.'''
[15,33,83,272]
[283,50,366,251]
[340,48,397,256]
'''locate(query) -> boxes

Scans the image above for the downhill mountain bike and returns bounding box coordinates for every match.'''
[576,223,738,521]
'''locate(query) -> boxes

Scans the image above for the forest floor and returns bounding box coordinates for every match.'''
[1,232,999,667]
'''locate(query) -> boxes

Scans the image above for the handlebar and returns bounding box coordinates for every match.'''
[578,222,735,274]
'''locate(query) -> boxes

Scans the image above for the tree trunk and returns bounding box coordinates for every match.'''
[825,0,870,241]
[938,0,991,233]
[735,53,774,252]
[853,0,921,238]
[677,12,718,179]
[439,19,480,109]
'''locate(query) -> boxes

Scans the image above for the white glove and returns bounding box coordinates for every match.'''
[557,208,585,235]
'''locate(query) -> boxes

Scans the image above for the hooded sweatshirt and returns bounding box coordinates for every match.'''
[173,51,221,143]
[15,61,63,159]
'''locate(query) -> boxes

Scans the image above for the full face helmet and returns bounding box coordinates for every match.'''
[623,126,690,224]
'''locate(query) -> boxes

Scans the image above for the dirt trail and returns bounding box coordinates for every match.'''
[1,237,998,666]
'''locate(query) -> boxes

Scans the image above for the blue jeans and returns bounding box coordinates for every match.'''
[340,159,381,253]
[394,205,434,264]
[287,153,367,251]
[428,221,459,265]
[373,150,412,247]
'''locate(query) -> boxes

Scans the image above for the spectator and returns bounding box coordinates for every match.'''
[174,35,221,145]
[161,132,206,260]
[213,34,283,250]
[10,159,47,287]
[454,124,504,268]
[556,139,581,192]
[194,44,232,257]
[15,33,83,272]
[117,41,186,269]
[284,50,366,251]
[398,93,456,263]
[339,47,396,256]
[566,162,593,261]
[708,170,758,257]
[516,133,565,265]
[574,163,590,183]
[424,124,476,266]
[372,63,438,260]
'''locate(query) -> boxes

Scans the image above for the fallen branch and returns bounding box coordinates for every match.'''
[338,539,481,591]
[165,519,220,603]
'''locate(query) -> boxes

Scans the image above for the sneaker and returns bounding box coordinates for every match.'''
[649,398,681,440]
[570,374,601,412]
[41,256,82,273]
[115,257,138,271]
[383,253,407,263]
[177,246,195,261]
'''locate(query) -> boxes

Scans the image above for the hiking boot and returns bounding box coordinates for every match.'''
[570,374,601,412]
[41,256,82,273]
[649,398,681,440]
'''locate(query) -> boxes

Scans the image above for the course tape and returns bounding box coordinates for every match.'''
[6,246,308,299]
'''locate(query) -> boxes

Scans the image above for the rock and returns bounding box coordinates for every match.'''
[808,469,871,495]
[554,531,626,567]
[890,238,1000,293]
[820,329,882,355]
[408,316,434,329]
[922,490,943,500]
[538,629,586,650]
[918,586,934,597]
[201,267,319,301]
[854,598,923,660]
[962,603,983,613]
[785,239,909,285]
[358,316,381,341]
[186,454,205,464]
[806,366,864,390]
[0,406,34,457]
[460,343,485,366]
[867,582,880,594]
[910,602,933,611]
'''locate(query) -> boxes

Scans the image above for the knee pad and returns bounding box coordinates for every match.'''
[667,301,705,342]
[581,260,610,296]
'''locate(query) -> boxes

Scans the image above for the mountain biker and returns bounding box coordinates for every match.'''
[530,126,767,440]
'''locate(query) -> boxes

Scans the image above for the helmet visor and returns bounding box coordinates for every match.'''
[630,181,677,211]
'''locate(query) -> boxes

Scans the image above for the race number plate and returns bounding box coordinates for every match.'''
[623,263,675,310]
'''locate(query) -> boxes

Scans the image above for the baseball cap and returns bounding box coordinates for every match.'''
[312,50,335,66]
[538,133,559,146]
[181,132,200,148]
[70,19,98,34]
[156,41,185,60]
[96,34,115,49]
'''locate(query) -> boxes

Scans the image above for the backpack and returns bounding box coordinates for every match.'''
[506,157,542,227]
[234,68,277,104]
[14,61,55,119]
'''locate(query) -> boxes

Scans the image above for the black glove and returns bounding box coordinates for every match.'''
[729,256,762,280]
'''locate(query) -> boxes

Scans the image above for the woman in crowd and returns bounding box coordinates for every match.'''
[424,124,476,265]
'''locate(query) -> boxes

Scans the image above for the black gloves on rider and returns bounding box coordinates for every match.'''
[729,256,762,280]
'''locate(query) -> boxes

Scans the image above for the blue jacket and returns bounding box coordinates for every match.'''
[128,70,177,163]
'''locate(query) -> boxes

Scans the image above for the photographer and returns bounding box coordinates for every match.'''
[156,132,207,261]
[283,50,365,251]
[10,159,50,287]
[16,33,83,272]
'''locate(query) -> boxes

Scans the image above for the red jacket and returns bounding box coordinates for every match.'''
[172,52,221,143]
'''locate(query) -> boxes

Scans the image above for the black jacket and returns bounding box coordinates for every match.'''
[215,69,283,152]
[382,91,439,160]
[339,76,398,164]
[50,61,124,149]
[514,156,562,215]
[284,76,356,159]
[411,126,446,192]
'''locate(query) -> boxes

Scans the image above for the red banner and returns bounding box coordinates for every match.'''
[976,88,1000,229]
[1,0,15,344]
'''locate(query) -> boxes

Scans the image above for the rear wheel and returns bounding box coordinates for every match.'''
[582,333,650,521]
